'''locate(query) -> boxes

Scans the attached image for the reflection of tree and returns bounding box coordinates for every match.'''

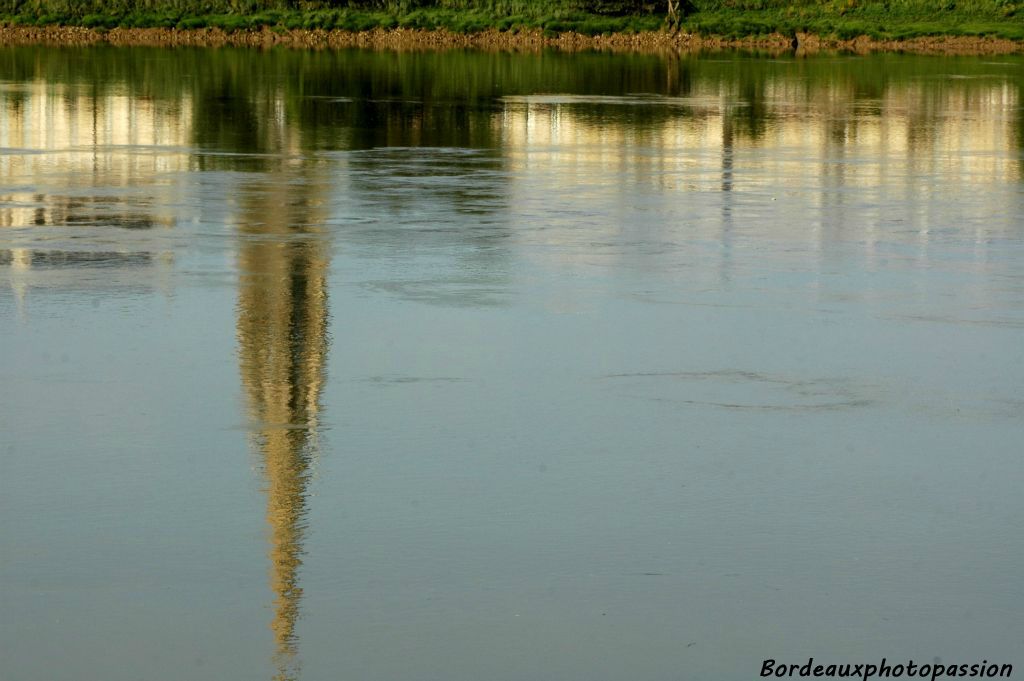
[1017,83,1024,177]
[664,53,694,98]
[719,101,734,285]
[729,60,772,142]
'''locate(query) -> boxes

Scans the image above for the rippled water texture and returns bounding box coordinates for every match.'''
[2,47,1024,681]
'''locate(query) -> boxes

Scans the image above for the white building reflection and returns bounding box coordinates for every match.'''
[0,81,187,304]
[496,74,1022,281]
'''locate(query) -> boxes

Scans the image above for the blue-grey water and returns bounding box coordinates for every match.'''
[1,47,1023,681]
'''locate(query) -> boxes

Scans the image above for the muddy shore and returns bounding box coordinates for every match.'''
[0,24,1022,55]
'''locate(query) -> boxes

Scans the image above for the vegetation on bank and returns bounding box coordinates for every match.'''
[2,0,1024,42]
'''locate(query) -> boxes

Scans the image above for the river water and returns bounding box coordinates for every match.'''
[1,46,1023,681]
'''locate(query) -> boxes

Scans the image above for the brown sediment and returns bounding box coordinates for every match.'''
[0,24,1022,55]
[792,31,1024,55]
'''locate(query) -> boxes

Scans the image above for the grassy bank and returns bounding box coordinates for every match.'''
[2,0,1024,43]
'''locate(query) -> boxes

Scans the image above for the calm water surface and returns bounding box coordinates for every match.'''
[2,47,1024,681]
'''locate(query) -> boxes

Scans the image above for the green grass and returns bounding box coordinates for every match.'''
[677,0,1024,40]
[2,0,1023,41]
[0,7,666,34]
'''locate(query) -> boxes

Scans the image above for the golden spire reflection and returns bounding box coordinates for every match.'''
[235,149,330,681]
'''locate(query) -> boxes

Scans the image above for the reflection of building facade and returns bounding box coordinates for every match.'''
[1,247,174,298]
[499,80,1021,188]
[0,80,192,228]
[0,82,185,305]
[497,77,1022,278]
[234,119,331,681]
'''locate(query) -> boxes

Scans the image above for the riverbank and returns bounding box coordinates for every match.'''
[2,23,1024,54]
[1,23,1023,55]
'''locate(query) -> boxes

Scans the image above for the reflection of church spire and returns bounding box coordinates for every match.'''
[235,142,330,681]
